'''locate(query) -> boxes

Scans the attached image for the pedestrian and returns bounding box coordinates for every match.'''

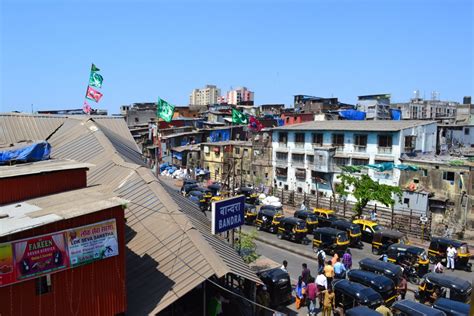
[302,263,312,284]
[446,244,457,271]
[281,260,288,273]
[434,260,444,273]
[333,257,346,279]
[371,209,377,221]
[300,202,307,212]
[321,288,335,316]
[323,260,335,288]
[331,252,339,266]
[397,276,407,300]
[315,272,328,309]
[295,276,306,310]
[316,248,326,274]
[306,277,318,315]
[342,249,352,270]
[376,303,393,316]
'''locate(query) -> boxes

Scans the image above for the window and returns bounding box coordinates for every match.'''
[276,152,288,161]
[354,134,368,150]
[404,198,410,205]
[279,132,288,144]
[404,136,416,151]
[332,134,344,147]
[295,168,306,180]
[378,135,393,153]
[333,157,349,166]
[243,149,249,157]
[134,117,139,123]
[422,169,428,177]
[311,190,316,195]
[292,153,305,165]
[276,167,288,178]
[413,178,419,183]
[265,173,268,178]
[307,154,314,164]
[352,158,368,166]
[312,133,323,146]
[36,275,52,295]
[443,171,455,181]
[297,187,303,193]
[465,128,470,135]
[284,184,289,190]
[295,133,305,144]
[235,147,240,155]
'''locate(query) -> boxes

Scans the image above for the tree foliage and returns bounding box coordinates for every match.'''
[335,173,402,218]
[237,229,259,264]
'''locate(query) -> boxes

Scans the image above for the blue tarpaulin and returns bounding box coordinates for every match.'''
[390,109,401,120]
[0,141,51,165]
[276,118,285,126]
[209,129,230,142]
[339,109,366,120]
[172,152,183,160]
[366,162,394,171]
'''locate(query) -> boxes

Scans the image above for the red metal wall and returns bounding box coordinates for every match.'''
[280,113,314,125]
[0,169,87,205]
[0,206,126,316]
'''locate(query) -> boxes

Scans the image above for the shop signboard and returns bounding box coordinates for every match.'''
[13,233,69,280]
[66,219,119,267]
[0,243,15,286]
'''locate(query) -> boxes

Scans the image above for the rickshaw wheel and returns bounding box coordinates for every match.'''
[371,248,379,255]
[429,256,436,264]
[277,234,282,239]
[256,226,261,231]
[409,276,420,285]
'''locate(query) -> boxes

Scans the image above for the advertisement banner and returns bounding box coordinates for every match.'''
[0,243,15,286]
[13,233,69,279]
[66,219,119,267]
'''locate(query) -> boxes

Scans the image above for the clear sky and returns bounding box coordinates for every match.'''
[1,0,472,114]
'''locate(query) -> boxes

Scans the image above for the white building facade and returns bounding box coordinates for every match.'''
[189,85,221,106]
[227,87,254,105]
[271,120,437,196]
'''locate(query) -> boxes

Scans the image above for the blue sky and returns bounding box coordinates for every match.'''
[1,0,472,114]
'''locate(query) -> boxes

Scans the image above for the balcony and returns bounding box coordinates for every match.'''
[275,159,288,168]
[333,145,344,152]
[354,145,367,153]
[294,142,305,149]
[292,159,305,167]
[312,143,323,148]
[378,146,392,154]
[278,142,287,148]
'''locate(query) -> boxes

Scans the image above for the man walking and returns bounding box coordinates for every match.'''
[321,288,335,316]
[316,272,328,309]
[323,260,335,288]
[397,276,407,300]
[446,244,457,271]
[306,277,317,315]
[316,248,326,274]
[281,260,288,273]
[333,258,346,279]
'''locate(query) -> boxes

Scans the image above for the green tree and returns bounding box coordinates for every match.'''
[237,229,259,263]
[335,173,402,218]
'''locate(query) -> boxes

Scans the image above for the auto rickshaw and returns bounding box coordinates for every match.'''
[392,300,446,316]
[416,273,472,304]
[257,267,292,308]
[255,205,284,233]
[293,210,319,233]
[207,183,222,196]
[371,229,409,255]
[181,183,199,196]
[276,217,309,244]
[333,279,384,311]
[433,298,470,316]
[386,243,430,278]
[331,219,363,249]
[187,190,208,212]
[237,187,259,205]
[358,258,403,284]
[313,208,337,227]
[193,187,213,202]
[352,219,382,243]
[347,269,398,306]
[346,306,381,316]
[244,203,257,225]
[312,227,349,255]
[428,237,472,272]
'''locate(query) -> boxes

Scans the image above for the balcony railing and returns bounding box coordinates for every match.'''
[312,143,323,148]
[378,146,392,154]
[333,145,344,152]
[278,142,287,148]
[275,159,288,167]
[294,142,305,149]
[354,145,367,153]
[292,160,305,167]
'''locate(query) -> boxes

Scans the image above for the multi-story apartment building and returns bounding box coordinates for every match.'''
[250,129,273,189]
[392,96,460,121]
[189,85,221,106]
[357,94,391,120]
[271,120,437,196]
[200,141,253,186]
[294,95,344,114]
[227,87,254,105]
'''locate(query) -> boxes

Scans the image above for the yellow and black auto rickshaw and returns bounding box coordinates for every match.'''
[187,190,208,212]
[352,219,382,243]
[293,210,319,233]
[331,219,363,249]
[276,217,309,244]
[313,208,337,227]
[312,227,349,255]
[255,205,284,233]
[371,229,409,255]
[386,243,430,277]
[244,203,257,225]
[428,237,472,272]
[416,272,472,304]
[237,187,259,205]
[207,183,222,196]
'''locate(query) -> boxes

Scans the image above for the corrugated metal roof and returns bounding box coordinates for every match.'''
[272,120,436,131]
[0,113,256,314]
[161,182,262,284]
[0,159,92,178]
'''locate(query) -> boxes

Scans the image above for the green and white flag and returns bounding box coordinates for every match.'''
[89,72,103,88]
[157,97,175,122]
[91,63,100,72]
[232,108,248,124]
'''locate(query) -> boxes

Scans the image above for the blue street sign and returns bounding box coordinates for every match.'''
[211,195,245,235]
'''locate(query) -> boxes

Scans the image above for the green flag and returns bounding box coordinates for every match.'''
[89,72,103,88]
[91,63,100,72]
[232,108,248,124]
[157,98,175,122]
